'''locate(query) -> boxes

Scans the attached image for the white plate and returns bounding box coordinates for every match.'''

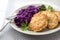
[10,3,60,35]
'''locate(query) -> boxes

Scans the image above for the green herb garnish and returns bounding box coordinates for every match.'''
[39,5,46,11]
[48,5,53,11]
[20,21,29,31]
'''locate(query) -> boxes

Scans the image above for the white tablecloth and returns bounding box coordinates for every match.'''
[0,0,60,40]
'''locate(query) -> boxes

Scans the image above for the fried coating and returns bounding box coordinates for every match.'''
[41,10,58,29]
[29,13,48,32]
[53,11,60,22]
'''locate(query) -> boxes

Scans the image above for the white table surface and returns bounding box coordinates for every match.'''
[0,0,60,40]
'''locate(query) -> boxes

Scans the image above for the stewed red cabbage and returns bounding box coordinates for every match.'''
[14,5,40,27]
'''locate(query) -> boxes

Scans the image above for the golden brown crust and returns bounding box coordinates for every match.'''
[29,12,48,32]
[41,10,58,29]
[53,11,60,22]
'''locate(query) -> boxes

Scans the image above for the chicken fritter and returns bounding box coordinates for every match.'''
[29,13,48,32]
[41,10,58,29]
[53,11,60,22]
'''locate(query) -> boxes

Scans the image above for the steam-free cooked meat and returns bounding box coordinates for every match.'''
[53,11,60,22]
[29,13,48,32]
[41,10,58,29]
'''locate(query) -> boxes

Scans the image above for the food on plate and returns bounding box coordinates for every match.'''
[14,4,60,32]
[48,5,53,11]
[14,5,40,27]
[39,5,46,11]
[53,11,60,22]
[41,10,58,29]
[29,13,48,31]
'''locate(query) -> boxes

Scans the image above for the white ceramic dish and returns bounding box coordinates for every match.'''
[9,3,60,35]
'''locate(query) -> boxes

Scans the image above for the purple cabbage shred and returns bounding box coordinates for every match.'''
[14,5,40,27]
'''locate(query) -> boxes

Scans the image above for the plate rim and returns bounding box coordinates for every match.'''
[9,3,60,35]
